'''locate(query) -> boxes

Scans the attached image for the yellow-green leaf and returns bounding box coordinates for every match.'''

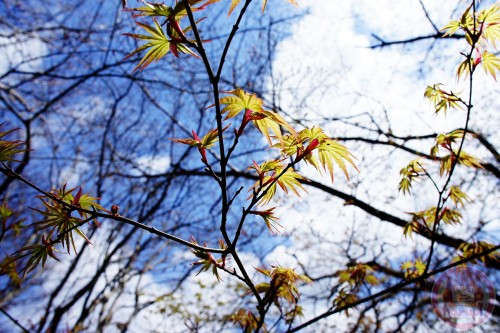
[0,126,27,163]
[252,110,296,144]
[317,139,357,181]
[219,89,264,119]
[124,19,171,71]
[448,186,470,207]
[275,168,306,197]
[480,51,500,80]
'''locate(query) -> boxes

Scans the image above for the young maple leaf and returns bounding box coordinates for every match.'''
[275,167,306,197]
[0,125,27,163]
[171,125,229,164]
[317,139,357,181]
[123,16,200,71]
[249,207,282,233]
[124,19,173,71]
[251,161,306,205]
[251,110,296,144]
[480,51,500,80]
[218,89,264,119]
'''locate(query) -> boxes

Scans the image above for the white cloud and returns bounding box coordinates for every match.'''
[0,32,47,76]
[135,155,171,174]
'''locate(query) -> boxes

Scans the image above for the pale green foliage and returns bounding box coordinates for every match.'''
[0,125,27,163]
[219,89,264,119]
[406,206,459,235]
[254,265,311,307]
[439,150,483,176]
[13,236,59,278]
[124,20,172,71]
[401,258,426,279]
[251,161,306,205]
[480,51,500,80]
[427,130,484,175]
[123,0,219,71]
[337,264,379,287]
[423,84,463,115]
[190,237,226,281]
[399,159,424,195]
[442,4,500,47]
[448,185,470,207]
[442,3,500,79]
[404,206,463,239]
[130,0,220,20]
[249,207,282,233]
[226,309,264,333]
[453,241,500,265]
[274,126,357,181]
[430,129,468,157]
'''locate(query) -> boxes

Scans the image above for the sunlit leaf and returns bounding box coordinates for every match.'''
[479,51,500,80]
[424,84,463,114]
[448,186,470,207]
[190,237,225,281]
[477,4,500,48]
[317,139,357,181]
[273,133,301,157]
[398,159,424,195]
[401,258,426,279]
[275,168,306,197]
[130,0,219,20]
[124,19,172,71]
[255,265,311,307]
[218,89,264,119]
[251,110,296,144]
[249,207,282,233]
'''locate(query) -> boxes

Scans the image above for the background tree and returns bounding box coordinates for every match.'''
[0,0,498,332]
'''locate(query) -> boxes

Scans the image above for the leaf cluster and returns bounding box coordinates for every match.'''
[398,159,424,195]
[248,206,282,234]
[123,0,218,70]
[0,125,27,163]
[423,84,463,115]
[11,185,104,277]
[226,309,264,333]
[453,241,500,266]
[190,237,226,281]
[254,265,311,311]
[443,4,500,79]
[336,263,379,287]
[404,206,463,239]
[401,258,426,279]
[251,160,306,206]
